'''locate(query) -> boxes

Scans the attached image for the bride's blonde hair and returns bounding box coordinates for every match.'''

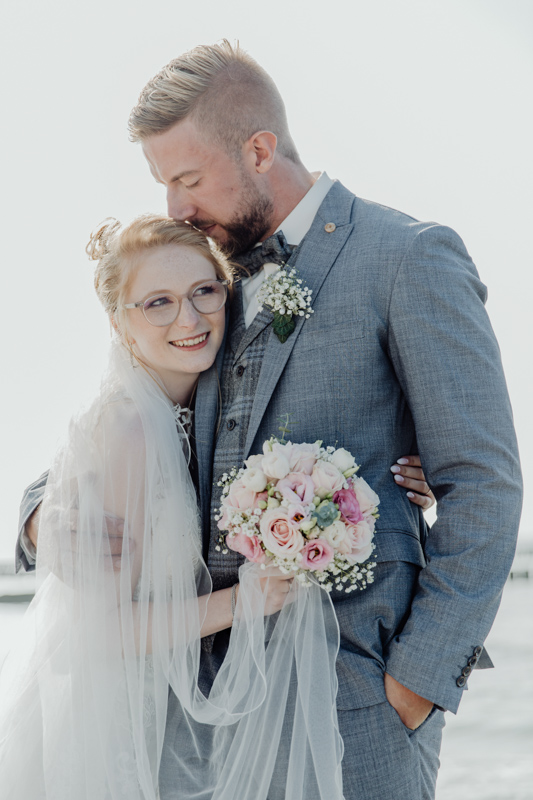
[86,214,234,336]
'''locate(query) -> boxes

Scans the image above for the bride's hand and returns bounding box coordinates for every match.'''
[257,567,295,616]
[390,455,435,510]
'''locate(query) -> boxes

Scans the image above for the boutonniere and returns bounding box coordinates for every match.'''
[256,265,314,343]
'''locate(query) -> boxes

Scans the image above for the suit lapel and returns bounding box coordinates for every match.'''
[195,319,228,543]
[232,306,274,364]
[243,183,355,458]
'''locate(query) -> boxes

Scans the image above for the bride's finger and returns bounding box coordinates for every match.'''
[396,455,422,467]
[406,490,435,510]
[392,474,431,495]
[391,465,425,482]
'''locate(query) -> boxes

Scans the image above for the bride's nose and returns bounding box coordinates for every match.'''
[173,297,202,328]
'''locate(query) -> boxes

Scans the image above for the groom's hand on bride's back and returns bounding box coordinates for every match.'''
[390,455,436,510]
[25,505,133,570]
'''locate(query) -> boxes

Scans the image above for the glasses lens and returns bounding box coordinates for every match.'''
[191,281,227,314]
[143,295,179,326]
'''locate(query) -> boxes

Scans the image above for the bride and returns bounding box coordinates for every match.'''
[0,215,345,800]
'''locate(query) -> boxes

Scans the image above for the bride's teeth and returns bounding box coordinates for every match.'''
[174,333,208,347]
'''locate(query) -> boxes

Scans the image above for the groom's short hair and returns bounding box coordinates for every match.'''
[128,40,300,164]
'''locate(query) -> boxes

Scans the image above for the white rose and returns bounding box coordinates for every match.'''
[311,461,345,499]
[242,468,268,493]
[321,519,349,549]
[330,447,356,473]
[244,453,265,469]
[262,452,291,480]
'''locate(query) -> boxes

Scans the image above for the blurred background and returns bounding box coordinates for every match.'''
[1,1,531,797]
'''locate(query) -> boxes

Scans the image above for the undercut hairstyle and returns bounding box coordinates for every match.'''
[86,214,233,336]
[128,40,301,164]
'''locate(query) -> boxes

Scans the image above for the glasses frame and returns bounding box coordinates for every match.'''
[122,279,230,327]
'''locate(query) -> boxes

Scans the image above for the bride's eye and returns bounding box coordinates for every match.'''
[194,284,216,297]
[146,295,174,308]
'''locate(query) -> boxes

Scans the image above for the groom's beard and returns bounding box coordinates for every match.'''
[191,173,274,258]
[219,192,275,258]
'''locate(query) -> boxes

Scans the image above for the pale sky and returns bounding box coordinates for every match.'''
[1,0,532,559]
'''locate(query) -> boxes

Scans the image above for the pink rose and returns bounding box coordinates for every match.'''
[285,442,320,475]
[352,477,380,514]
[277,472,315,505]
[311,461,345,499]
[223,479,258,512]
[332,487,364,525]
[227,532,266,564]
[344,518,375,564]
[300,538,334,570]
[259,508,305,556]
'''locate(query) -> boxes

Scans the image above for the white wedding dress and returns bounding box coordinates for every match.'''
[0,339,344,800]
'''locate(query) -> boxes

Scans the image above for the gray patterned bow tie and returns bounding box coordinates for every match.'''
[233,230,296,276]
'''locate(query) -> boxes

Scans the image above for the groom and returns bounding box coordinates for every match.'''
[124,41,522,799]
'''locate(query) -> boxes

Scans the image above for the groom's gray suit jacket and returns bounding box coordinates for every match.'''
[193,181,522,715]
[18,182,521,716]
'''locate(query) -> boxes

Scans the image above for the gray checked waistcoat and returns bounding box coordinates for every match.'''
[207,276,292,592]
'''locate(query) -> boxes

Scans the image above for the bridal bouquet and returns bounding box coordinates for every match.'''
[215,438,378,592]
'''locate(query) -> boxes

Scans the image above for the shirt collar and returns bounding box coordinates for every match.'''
[256,171,334,248]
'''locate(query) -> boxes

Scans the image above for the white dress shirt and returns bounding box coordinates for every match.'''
[241,172,333,328]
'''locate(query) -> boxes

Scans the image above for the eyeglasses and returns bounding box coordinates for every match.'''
[123,279,229,327]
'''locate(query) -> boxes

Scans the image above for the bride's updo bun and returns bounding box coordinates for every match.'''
[86,218,122,263]
[86,214,234,332]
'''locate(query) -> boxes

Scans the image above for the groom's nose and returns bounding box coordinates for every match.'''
[167,186,196,222]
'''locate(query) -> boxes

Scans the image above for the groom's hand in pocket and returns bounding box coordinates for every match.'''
[384,672,434,730]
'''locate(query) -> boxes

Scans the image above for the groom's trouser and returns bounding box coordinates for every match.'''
[337,702,445,800]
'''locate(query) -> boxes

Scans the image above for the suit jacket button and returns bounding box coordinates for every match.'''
[456,676,467,688]
[236,365,245,377]
[468,656,478,667]
[461,666,472,677]
[474,646,483,657]
[324,222,336,233]
[227,419,237,431]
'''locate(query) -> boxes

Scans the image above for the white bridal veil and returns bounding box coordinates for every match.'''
[0,341,344,800]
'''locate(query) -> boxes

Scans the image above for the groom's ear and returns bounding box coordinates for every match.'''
[245,131,277,174]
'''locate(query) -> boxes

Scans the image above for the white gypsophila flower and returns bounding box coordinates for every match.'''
[256,266,314,331]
